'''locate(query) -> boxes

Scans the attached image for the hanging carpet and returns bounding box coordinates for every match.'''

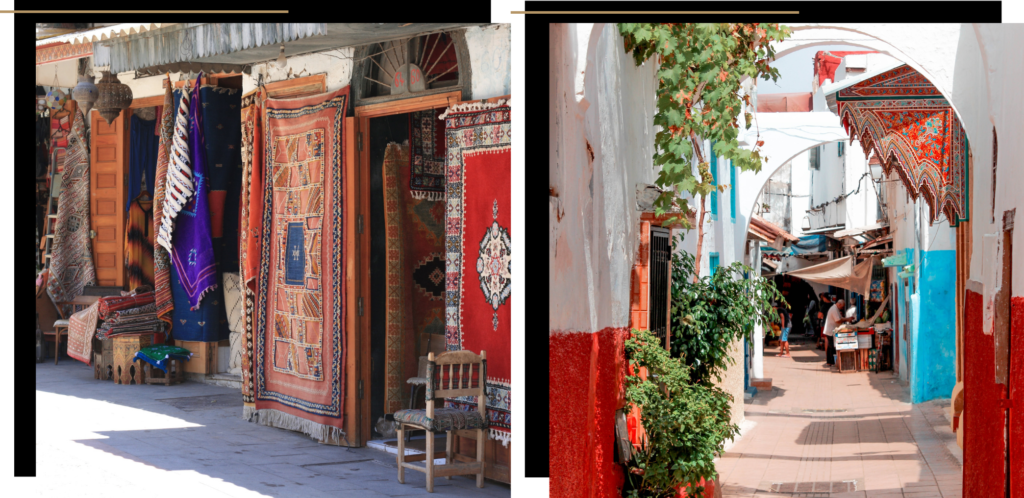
[830,64,968,225]
[153,77,175,329]
[239,91,265,418]
[125,198,155,290]
[254,86,349,441]
[387,138,448,413]
[409,108,446,200]
[442,100,512,446]
[47,108,96,313]
[382,143,412,414]
[67,301,101,365]
[168,75,218,312]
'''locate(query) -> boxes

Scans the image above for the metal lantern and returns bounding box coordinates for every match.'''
[72,74,98,117]
[45,87,67,111]
[94,70,133,125]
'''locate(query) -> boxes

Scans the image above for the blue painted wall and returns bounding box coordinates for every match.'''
[910,249,957,403]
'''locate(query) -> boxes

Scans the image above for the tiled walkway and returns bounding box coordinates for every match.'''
[34,361,511,497]
[716,336,962,497]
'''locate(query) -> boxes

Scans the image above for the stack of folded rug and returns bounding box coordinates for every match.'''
[98,291,156,320]
[96,302,165,339]
[132,344,192,373]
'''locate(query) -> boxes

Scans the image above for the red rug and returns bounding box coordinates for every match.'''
[443,101,511,445]
[254,86,348,441]
[239,90,265,417]
[383,143,412,414]
[67,301,100,365]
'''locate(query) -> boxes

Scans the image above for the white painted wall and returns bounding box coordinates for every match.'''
[549,23,658,333]
[465,24,512,100]
[791,151,811,236]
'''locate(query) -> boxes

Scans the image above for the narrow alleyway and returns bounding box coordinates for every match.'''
[35,361,511,497]
[716,336,963,498]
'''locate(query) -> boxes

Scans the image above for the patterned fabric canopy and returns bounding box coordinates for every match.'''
[828,64,969,226]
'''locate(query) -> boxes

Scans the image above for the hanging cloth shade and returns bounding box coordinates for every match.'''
[781,255,877,298]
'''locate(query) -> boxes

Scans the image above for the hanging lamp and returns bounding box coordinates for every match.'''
[45,67,67,111]
[94,70,133,124]
[72,72,98,117]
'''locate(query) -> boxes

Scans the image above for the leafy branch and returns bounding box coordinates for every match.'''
[619,23,791,275]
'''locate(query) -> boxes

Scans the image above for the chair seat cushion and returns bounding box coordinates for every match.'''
[394,408,486,432]
[406,377,428,385]
[53,319,70,328]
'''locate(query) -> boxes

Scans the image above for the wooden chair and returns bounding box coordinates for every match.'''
[404,356,430,442]
[48,295,100,365]
[395,350,487,492]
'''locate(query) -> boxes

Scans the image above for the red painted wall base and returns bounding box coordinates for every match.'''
[963,289,1006,495]
[550,328,627,498]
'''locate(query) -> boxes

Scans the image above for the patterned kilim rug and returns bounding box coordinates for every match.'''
[239,91,265,418]
[153,77,175,329]
[409,108,446,201]
[255,86,349,441]
[47,108,96,312]
[382,143,411,414]
[67,301,100,365]
[443,100,512,446]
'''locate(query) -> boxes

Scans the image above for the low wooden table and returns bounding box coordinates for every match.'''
[93,338,114,380]
[141,358,187,386]
[113,334,153,385]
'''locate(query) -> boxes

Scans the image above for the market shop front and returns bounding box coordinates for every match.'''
[35,22,511,485]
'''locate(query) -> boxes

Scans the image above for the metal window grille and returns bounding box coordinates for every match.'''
[649,227,671,347]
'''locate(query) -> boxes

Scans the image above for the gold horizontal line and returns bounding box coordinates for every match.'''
[511,11,799,14]
[14,10,288,13]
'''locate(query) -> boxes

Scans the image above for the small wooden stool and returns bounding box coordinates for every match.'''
[112,334,153,385]
[141,358,187,386]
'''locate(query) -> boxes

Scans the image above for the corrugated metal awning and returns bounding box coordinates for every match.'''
[36,24,175,46]
[104,23,488,75]
[105,23,326,74]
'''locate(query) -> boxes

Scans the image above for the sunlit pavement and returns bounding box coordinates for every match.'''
[35,361,512,497]
[716,336,962,498]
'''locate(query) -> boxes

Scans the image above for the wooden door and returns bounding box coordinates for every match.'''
[90,110,128,288]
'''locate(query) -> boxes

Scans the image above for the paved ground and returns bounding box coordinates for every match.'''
[35,360,511,497]
[716,335,962,498]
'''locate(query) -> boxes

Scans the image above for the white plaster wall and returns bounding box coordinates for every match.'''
[791,151,811,236]
[243,47,355,94]
[465,24,511,100]
[549,23,658,333]
[736,112,848,250]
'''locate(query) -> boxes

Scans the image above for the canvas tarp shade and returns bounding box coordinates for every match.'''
[782,255,877,297]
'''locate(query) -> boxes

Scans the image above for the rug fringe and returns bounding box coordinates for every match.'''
[190,284,218,311]
[410,190,444,201]
[489,428,511,448]
[438,98,510,119]
[242,404,257,421]
[253,408,345,442]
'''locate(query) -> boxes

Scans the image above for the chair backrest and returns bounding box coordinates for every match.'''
[417,356,430,378]
[425,350,486,419]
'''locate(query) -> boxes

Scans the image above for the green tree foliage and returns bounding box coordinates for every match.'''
[668,235,786,385]
[622,328,738,498]
[618,23,791,225]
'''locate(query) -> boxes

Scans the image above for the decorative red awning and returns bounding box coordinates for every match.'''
[828,64,969,226]
[36,41,92,65]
